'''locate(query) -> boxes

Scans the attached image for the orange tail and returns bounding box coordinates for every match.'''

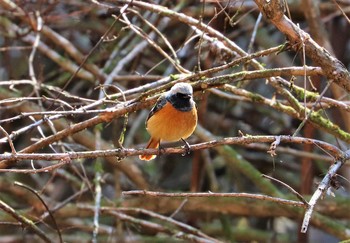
[139,137,160,161]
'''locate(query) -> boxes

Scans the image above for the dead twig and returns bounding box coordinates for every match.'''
[0,199,52,243]
[14,182,63,243]
[300,150,350,233]
[122,190,306,207]
[262,174,309,205]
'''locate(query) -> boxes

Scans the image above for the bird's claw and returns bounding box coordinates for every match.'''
[181,138,191,156]
[158,144,166,156]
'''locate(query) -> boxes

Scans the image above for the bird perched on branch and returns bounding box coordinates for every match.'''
[139,83,198,161]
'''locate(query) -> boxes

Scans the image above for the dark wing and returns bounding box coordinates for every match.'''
[146,95,167,124]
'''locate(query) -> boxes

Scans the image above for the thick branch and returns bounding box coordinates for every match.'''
[254,0,350,92]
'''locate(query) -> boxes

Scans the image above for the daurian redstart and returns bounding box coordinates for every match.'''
[139,83,198,161]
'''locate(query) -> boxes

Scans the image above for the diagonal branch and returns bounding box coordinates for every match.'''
[301,150,350,233]
[254,0,350,93]
[0,199,53,242]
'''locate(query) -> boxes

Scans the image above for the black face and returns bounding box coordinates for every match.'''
[167,92,193,112]
[176,92,191,99]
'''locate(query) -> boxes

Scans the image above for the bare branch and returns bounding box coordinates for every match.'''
[301,150,350,233]
[0,199,52,242]
[122,190,305,208]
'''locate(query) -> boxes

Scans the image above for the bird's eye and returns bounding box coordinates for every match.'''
[177,93,185,98]
[176,93,190,99]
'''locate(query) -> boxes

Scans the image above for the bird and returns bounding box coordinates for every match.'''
[139,82,198,161]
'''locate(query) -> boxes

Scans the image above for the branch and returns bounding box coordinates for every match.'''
[122,190,305,207]
[0,199,53,242]
[301,149,350,233]
[14,182,63,243]
[0,92,150,189]
[0,134,342,163]
[78,204,219,243]
[254,0,350,92]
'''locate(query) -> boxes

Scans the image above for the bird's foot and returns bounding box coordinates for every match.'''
[158,144,166,157]
[181,138,191,156]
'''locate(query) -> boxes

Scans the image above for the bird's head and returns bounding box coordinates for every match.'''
[168,83,193,99]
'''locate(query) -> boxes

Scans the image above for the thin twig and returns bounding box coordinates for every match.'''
[331,0,350,24]
[170,198,188,218]
[0,125,16,154]
[262,174,309,205]
[301,150,350,233]
[117,207,219,242]
[247,13,262,53]
[78,204,219,243]
[0,199,52,243]
[122,190,305,207]
[14,182,63,243]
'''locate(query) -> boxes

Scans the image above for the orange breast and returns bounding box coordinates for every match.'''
[146,102,197,142]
